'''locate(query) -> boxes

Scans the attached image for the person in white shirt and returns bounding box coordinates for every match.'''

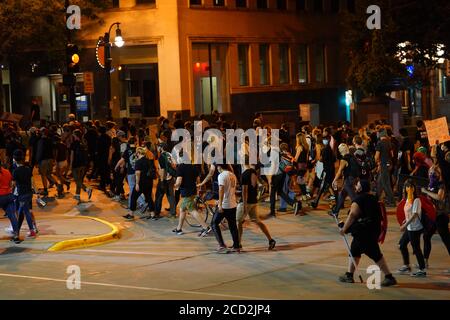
[398,180,427,277]
[212,164,240,254]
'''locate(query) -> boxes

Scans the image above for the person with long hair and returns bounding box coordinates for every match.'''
[398,179,427,277]
[421,163,450,261]
[294,132,310,200]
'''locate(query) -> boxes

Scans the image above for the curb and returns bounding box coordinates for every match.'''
[47,216,121,252]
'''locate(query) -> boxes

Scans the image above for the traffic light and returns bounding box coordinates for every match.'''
[66,43,80,73]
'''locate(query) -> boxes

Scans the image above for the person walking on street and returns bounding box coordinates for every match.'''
[237,162,276,250]
[212,164,240,253]
[338,179,397,287]
[70,130,92,204]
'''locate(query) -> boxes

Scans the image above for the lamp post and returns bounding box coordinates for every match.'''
[102,22,124,120]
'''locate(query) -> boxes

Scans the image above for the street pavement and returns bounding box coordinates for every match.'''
[0,182,449,300]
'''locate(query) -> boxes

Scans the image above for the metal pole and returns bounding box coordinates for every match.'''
[104,32,112,120]
[65,0,77,117]
[208,43,214,114]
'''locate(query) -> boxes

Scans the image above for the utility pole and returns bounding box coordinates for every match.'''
[65,0,77,117]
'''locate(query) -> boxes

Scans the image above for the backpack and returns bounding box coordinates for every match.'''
[396,196,437,232]
[129,153,138,172]
[344,154,361,178]
[354,148,373,179]
[163,151,177,178]
[279,154,296,175]
[307,135,316,161]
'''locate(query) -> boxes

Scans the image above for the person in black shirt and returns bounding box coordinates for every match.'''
[415,120,429,151]
[36,128,57,196]
[237,163,276,250]
[84,121,98,177]
[338,179,397,287]
[123,147,155,220]
[54,135,70,197]
[70,130,92,204]
[96,126,112,192]
[375,129,395,206]
[12,149,38,238]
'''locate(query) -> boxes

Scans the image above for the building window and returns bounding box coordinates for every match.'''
[112,0,119,8]
[279,44,290,84]
[277,0,287,10]
[347,0,355,13]
[236,0,247,8]
[438,68,448,98]
[257,0,268,9]
[296,0,306,11]
[238,44,249,86]
[213,0,225,6]
[135,0,155,5]
[331,0,340,13]
[314,0,323,12]
[190,0,202,6]
[259,44,270,85]
[315,45,326,83]
[297,44,308,84]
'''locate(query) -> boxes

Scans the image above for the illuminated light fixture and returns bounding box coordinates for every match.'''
[72,53,80,64]
[96,38,105,69]
[114,25,124,48]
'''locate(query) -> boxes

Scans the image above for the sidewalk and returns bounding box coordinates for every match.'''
[0,188,117,252]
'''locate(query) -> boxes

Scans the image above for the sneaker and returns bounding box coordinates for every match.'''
[326,195,336,201]
[4,226,14,236]
[268,212,276,218]
[398,265,411,274]
[65,181,71,191]
[328,211,338,218]
[123,214,135,220]
[338,272,355,283]
[172,228,183,235]
[10,236,21,244]
[112,195,121,202]
[199,226,212,237]
[216,246,230,254]
[230,247,241,253]
[411,270,427,277]
[87,188,93,200]
[277,208,287,212]
[293,201,302,216]
[26,230,37,239]
[151,215,160,221]
[168,214,177,219]
[268,239,276,250]
[381,276,398,287]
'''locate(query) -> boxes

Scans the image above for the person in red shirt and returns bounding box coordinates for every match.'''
[0,164,19,243]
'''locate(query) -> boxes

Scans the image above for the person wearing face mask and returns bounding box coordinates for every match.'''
[330,143,360,217]
[338,179,397,286]
[421,164,450,261]
[398,180,427,277]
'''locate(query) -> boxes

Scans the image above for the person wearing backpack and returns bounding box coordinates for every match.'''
[123,147,155,220]
[154,142,176,218]
[338,179,397,286]
[70,129,93,204]
[375,129,396,207]
[115,138,138,209]
[330,143,359,217]
[398,180,427,277]
[353,135,372,183]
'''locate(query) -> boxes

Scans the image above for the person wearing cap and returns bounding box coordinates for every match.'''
[338,179,397,286]
[375,129,396,207]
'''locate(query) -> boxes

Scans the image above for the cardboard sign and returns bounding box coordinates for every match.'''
[424,117,450,145]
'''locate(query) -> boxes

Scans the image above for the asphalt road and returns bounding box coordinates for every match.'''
[0,188,449,300]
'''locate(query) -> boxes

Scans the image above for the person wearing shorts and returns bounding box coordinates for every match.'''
[173,161,210,236]
[237,163,276,250]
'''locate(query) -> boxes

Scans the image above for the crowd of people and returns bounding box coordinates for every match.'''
[0,111,449,284]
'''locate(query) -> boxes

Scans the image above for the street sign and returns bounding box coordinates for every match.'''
[83,72,95,93]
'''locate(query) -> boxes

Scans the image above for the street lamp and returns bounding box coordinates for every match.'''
[101,22,124,120]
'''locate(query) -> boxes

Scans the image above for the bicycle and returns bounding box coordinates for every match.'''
[185,191,216,228]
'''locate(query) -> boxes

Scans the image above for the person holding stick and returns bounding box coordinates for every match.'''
[337,179,397,287]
